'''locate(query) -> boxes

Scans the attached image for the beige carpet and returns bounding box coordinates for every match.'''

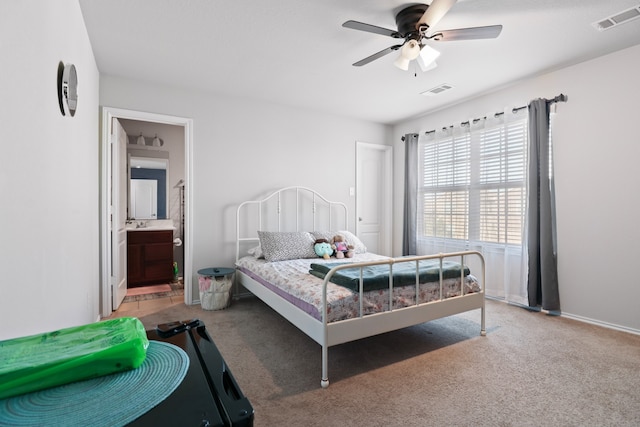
[117,297,640,426]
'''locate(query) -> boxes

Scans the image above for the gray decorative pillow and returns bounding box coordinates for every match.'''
[309,230,335,243]
[257,231,317,262]
[310,230,367,254]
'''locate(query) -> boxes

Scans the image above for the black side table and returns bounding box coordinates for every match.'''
[128,320,254,426]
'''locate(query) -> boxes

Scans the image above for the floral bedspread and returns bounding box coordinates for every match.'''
[236,254,480,323]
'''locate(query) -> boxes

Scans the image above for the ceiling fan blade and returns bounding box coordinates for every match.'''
[342,20,401,38]
[352,44,402,67]
[430,25,503,41]
[418,0,457,29]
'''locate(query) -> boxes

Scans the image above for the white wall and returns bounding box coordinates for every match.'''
[0,1,100,339]
[5,1,633,339]
[392,44,640,333]
[99,77,391,299]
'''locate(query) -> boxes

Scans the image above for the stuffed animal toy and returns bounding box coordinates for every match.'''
[314,238,333,260]
[332,234,354,259]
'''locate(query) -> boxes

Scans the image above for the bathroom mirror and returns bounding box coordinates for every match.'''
[129,156,169,220]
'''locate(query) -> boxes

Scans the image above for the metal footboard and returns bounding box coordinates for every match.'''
[319,250,485,388]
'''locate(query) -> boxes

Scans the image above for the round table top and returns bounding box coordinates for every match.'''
[197,267,234,277]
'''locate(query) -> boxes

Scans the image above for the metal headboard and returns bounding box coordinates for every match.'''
[236,186,348,261]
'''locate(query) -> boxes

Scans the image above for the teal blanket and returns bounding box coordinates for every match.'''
[309,260,470,292]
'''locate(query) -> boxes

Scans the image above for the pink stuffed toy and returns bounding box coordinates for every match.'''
[332,235,354,259]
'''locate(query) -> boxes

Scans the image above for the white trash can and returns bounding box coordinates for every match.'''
[197,267,234,310]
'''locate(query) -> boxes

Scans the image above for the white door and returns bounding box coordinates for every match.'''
[112,119,128,310]
[131,179,158,219]
[356,142,392,256]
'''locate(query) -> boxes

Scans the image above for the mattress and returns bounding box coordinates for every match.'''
[235,254,480,323]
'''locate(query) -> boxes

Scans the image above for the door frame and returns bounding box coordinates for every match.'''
[99,107,194,317]
[355,141,393,256]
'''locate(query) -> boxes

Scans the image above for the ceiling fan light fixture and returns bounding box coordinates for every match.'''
[394,39,421,70]
[343,2,503,69]
[401,39,421,60]
[417,44,441,71]
[419,59,438,72]
[393,55,411,71]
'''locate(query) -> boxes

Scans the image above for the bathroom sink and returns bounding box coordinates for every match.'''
[126,220,176,231]
[129,226,176,231]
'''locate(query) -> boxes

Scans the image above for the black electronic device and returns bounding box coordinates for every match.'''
[128,320,254,427]
[155,318,200,337]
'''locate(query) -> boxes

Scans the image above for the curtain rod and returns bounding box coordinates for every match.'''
[419,93,568,136]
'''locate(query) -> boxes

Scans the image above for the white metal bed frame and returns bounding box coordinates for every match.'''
[235,187,486,388]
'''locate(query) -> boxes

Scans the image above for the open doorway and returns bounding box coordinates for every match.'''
[100,107,193,317]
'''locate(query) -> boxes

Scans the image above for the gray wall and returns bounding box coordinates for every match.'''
[392,44,640,333]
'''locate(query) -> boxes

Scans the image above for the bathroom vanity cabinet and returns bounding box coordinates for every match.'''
[127,230,174,287]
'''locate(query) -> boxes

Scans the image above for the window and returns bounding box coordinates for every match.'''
[421,132,470,240]
[419,118,528,246]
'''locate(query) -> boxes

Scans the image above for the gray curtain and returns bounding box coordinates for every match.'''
[527,99,560,310]
[402,133,419,255]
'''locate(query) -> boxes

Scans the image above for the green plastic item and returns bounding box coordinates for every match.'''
[0,317,149,400]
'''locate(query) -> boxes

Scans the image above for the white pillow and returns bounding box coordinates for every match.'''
[310,230,367,254]
[257,231,317,262]
[338,230,367,254]
[247,245,264,259]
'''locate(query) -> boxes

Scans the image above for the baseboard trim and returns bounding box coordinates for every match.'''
[486,296,640,336]
[560,312,640,336]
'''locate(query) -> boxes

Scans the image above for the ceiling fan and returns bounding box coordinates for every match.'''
[342,0,502,71]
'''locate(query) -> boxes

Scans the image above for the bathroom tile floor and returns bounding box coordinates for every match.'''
[108,292,184,320]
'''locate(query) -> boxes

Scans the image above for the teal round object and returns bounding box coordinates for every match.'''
[0,341,189,427]
[197,267,234,277]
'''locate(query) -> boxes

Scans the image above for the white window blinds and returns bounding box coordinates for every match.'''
[477,121,527,244]
[421,132,470,240]
[419,117,528,246]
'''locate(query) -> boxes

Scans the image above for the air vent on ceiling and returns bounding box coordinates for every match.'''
[421,83,454,96]
[592,5,640,31]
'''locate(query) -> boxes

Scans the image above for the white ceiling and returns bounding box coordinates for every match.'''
[79,0,640,125]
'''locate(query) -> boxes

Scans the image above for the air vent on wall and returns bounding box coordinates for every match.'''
[421,83,454,96]
[592,5,640,31]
